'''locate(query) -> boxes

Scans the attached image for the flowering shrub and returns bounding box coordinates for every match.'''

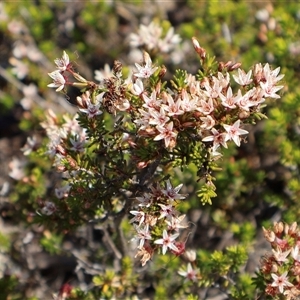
[3,1,300,299]
[22,34,282,297]
[255,222,300,299]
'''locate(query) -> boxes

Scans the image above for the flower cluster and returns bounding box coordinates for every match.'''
[132,44,284,155]
[128,21,181,54]
[259,222,300,299]
[40,110,87,171]
[130,180,188,266]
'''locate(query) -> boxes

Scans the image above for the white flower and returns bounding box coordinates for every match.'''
[8,157,26,180]
[79,103,102,118]
[9,57,28,79]
[131,78,145,96]
[166,215,188,232]
[197,97,214,115]
[134,52,158,78]
[41,201,56,216]
[233,68,253,86]
[272,248,291,263]
[70,135,86,153]
[48,70,66,92]
[134,224,152,249]
[154,230,179,255]
[20,84,38,110]
[157,203,177,219]
[219,87,238,109]
[129,210,145,227]
[54,51,70,71]
[21,136,37,156]
[94,64,113,82]
[55,184,71,199]
[291,245,300,262]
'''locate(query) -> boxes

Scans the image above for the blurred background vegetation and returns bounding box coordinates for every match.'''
[0,0,300,299]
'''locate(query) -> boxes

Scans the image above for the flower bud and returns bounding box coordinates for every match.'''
[227,62,242,71]
[271,264,278,273]
[113,60,123,75]
[137,161,149,169]
[263,227,276,242]
[192,37,206,59]
[56,144,67,156]
[184,249,196,262]
[274,222,284,234]
[73,72,87,83]
[159,66,167,79]
[239,110,250,119]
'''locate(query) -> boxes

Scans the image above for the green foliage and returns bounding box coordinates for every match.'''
[40,231,63,255]
[0,275,22,300]
[0,232,10,252]
[197,179,217,205]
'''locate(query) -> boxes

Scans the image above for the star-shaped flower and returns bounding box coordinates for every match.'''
[134,52,158,78]
[48,70,66,92]
[54,51,70,72]
[223,120,248,147]
[154,230,179,255]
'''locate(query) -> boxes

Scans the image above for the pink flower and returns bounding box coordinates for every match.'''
[233,68,253,86]
[197,97,214,115]
[223,120,248,147]
[178,263,198,282]
[272,248,291,263]
[180,90,197,112]
[154,121,177,148]
[149,107,170,127]
[9,57,28,79]
[162,93,184,116]
[202,128,228,151]
[142,91,161,109]
[20,84,38,110]
[48,70,66,92]
[161,179,187,200]
[219,87,238,109]
[94,64,113,82]
[203,77,222,99]
[200,115,215,130]
[154,230,179,255]
[157,203,177,219]
[271,271,293,293]
[260,81,283,99]
[136,193,153,207]
[8,157,26,180]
